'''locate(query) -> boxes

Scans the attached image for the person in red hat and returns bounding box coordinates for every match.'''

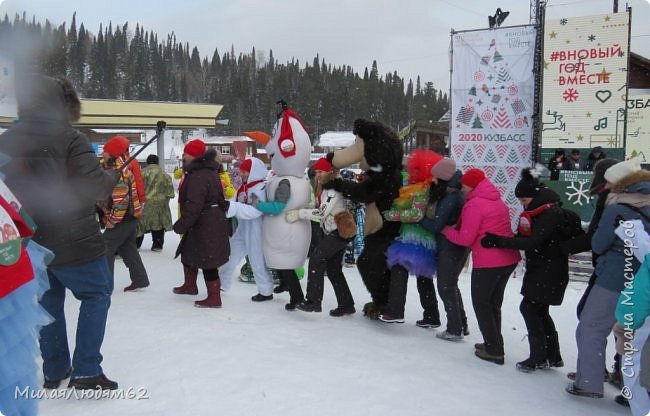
[172,140,231,308]
[285,157,356,316]
[443,168,520,365]
[99,136,150,292]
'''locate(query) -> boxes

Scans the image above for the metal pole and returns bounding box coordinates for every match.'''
[532,1,546,165]
[448,29,454,160]
[157,128,165,170]
[622,7,632,150]
[119,121,166,173]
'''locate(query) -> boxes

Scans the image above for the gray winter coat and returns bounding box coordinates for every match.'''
[0,75,117,267]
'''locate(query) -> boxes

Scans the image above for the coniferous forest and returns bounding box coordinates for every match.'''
[0,12,448,137]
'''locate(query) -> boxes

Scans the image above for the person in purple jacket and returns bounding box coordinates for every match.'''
[443,169,520,365]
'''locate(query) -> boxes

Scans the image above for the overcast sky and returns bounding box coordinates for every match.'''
[1,0,649,91]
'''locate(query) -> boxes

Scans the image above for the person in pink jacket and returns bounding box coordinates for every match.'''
[443,168,520,365]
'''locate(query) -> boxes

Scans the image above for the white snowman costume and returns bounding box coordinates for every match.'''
[222,157,273,295]
[257,108,312,270]
[251,106,311,307]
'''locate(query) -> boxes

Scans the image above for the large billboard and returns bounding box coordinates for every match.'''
[451,25,536,222]
[541,12,630,149]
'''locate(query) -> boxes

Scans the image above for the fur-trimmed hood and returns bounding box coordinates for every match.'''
[185,148,220,174]
[609,170,650,194]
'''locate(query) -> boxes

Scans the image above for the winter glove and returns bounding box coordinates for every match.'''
[285,210,300,223]
[481,233,502,248]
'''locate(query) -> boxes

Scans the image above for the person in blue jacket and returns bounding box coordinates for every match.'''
[419,158,470,341]
[567,158,650,399]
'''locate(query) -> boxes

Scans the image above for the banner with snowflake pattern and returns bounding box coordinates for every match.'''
[541,12,630,150]
[451,26,536,225]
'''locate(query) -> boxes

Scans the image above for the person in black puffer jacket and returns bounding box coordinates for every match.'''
[482,168,569,373]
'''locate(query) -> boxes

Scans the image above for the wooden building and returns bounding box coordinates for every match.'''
[629,52,650,89]
[399,120,449,155]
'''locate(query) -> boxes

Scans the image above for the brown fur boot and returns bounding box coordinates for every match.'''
[362,302,382,320]
[194,279,222,308]
[173,265,199,295]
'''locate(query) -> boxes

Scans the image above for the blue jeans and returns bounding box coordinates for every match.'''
[39,257,113,380]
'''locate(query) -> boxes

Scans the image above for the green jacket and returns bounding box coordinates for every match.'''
[136,164,175,236]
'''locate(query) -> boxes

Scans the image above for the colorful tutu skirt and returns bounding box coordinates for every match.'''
[386,223,437,277]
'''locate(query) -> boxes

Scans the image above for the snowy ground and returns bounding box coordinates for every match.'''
[36,231,628,416]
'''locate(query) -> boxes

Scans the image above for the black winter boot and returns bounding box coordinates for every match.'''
[516,357,549,372]
[517,334,548,372]
[43,368,72,389]
[545,331,564,367]
[330,305,356,317]
[68,374,118,390]
[296,300,322,312]
[273,283,287,294]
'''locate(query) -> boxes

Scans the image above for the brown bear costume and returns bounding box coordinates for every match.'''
[323,119,403,318]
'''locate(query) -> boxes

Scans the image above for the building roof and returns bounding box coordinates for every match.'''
[202,136,253,144]
[318,131,355,147]
[91,129,146,134]
[77,100,224,129]
[1,99,224,128]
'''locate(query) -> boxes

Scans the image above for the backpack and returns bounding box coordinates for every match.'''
[518,203,584,240]
[557,206,585,240]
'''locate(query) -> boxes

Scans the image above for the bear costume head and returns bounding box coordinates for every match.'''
[325,118,403,236]
[330,118,403,174]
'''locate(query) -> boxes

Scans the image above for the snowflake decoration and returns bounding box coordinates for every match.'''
[565,181,591,207]
[560,18,568,25]
[563,88,579,102]
[588,34,596,42]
